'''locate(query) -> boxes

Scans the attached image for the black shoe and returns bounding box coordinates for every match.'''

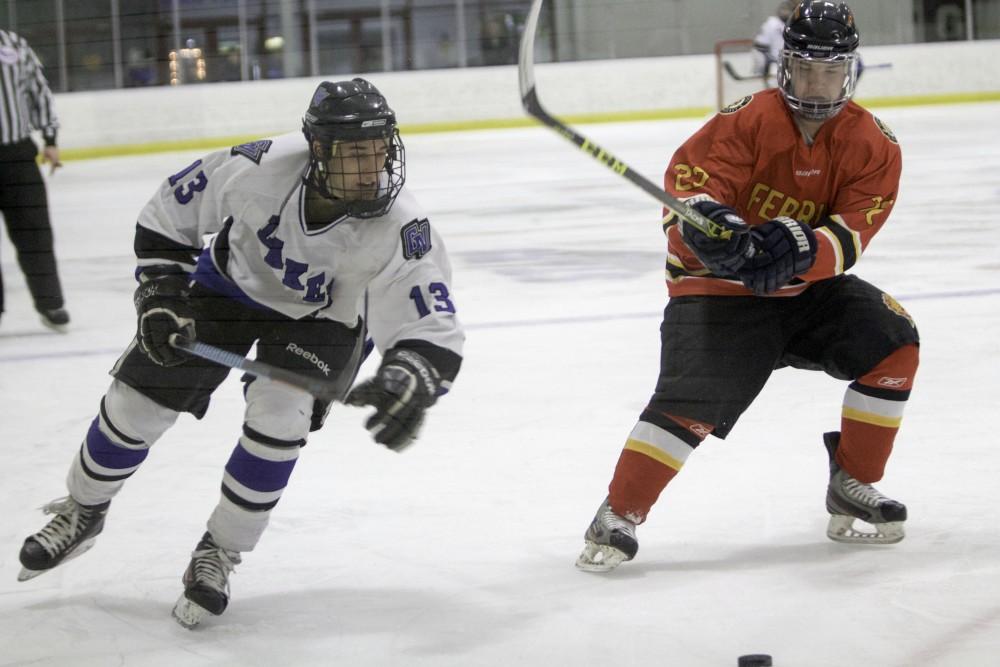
[19,497,110,581]
[38,308,70,332]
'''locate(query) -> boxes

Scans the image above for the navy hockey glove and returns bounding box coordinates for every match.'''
[134,267,196,366]
[680,198,754,275]
[345,348,440,451]
[738,217,818,295]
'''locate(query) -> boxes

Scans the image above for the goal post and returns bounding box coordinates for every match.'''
[714,39,766,110]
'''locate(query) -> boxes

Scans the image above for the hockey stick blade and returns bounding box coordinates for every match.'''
[517,0,736,241]
[168,334,343,402]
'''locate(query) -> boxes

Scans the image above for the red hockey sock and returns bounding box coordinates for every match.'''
[608,449,679,524]
[838,344,918,483]
[607,416,706,523]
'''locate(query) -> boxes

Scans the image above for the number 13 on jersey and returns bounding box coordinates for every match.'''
[168,160,209,204]
[409,283,455,317]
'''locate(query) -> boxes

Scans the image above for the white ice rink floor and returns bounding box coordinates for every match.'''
[2,101,999,667]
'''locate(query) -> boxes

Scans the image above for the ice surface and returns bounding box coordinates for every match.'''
[2,101,999,666]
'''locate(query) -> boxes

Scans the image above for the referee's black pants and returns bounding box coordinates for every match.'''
[0,138,65,315]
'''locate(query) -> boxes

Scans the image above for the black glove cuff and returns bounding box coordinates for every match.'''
[133,272,191,314]
[381,348,441,406]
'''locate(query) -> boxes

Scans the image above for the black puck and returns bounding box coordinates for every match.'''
[737,655,773,667]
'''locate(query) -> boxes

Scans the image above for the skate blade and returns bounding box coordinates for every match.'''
[17,567,47,582]
[40,321,69,334]
[827,515,905,545]
[17,537,97,582]
[172,595,211,629]
[575,542,629,573]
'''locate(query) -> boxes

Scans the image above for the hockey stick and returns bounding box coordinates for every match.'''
[168,334,347,402]
[517,0,735,240]
[723,61,768,82]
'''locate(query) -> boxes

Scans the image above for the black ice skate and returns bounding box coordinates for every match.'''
[38,307,70,332]
[172,531,242,629]
[824,432,907,545]
[576,497,638,572]
[18,496,109,581]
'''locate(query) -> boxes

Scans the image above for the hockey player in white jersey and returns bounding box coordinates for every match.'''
[751,1,795,81]
[17,78,464,628]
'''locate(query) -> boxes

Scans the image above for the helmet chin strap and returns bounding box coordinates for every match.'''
[303,182,349,226]
[794,101,841,122]
[303,162,393,222]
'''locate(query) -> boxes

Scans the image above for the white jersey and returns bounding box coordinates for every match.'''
[753,15,786,66]
[136,132,463,358]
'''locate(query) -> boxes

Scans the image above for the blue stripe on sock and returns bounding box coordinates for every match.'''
[224,443,297,493]
[86,417,149,470]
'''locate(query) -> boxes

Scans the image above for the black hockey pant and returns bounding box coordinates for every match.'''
[0,138,64,314]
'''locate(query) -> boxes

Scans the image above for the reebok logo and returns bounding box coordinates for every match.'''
[286,342,330,376]
[795,169,821,177]
[689,423,712,438]
[877,376,907,388]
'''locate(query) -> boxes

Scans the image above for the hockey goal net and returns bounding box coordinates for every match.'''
[714,39,770,110]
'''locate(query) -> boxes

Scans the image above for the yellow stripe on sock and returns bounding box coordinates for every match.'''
[624,439,685,472]
[842,407,903,428]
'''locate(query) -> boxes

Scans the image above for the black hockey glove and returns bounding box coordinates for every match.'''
[737,217,818,295]
[345,348,441,452]
[680,198,754,275]
[134,267,196,366]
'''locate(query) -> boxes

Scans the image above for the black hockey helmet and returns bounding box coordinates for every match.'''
[778,1,860,120]
[302,78,406,218]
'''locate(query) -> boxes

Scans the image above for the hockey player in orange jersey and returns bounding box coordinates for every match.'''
[577,0,919,572]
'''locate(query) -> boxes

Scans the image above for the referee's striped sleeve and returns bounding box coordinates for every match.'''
[24,37,59,145]
[0,30,19,144]
[0,29,59,146]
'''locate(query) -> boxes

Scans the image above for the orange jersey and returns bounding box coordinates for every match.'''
[662,88,901,297]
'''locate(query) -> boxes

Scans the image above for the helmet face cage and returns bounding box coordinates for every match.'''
[778,1,860,121]
[778,50,859,121]
[304,125,406,219]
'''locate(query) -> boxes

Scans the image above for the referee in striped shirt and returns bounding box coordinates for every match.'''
[1,28,69,331]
